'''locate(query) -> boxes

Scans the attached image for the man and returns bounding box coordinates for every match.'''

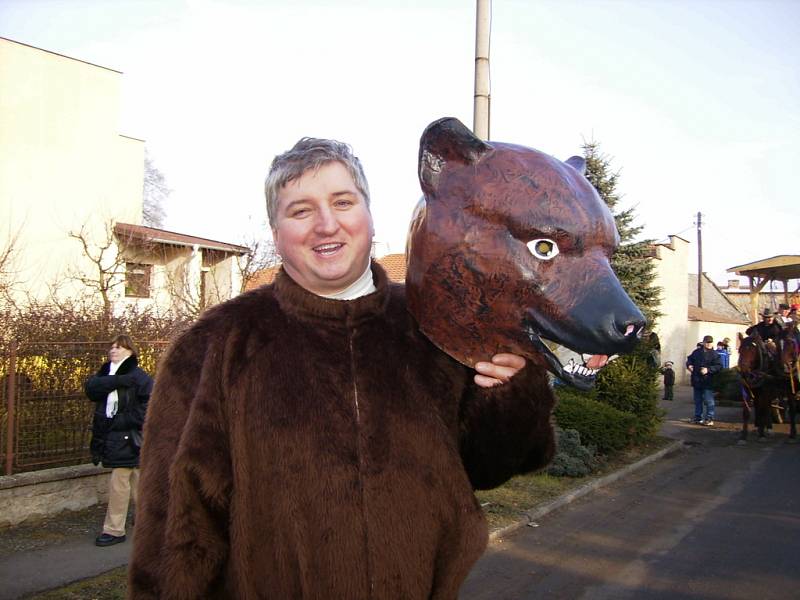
[746,308,782,342]
[129,138,554,599]
[776,303,792,327]
[686,335,722,425]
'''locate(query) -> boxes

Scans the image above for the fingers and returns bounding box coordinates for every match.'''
[473,353,526,388]
[491,353,526,370]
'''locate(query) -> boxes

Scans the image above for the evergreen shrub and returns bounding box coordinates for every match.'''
[711,367,742,402]
[553,387,637,454]
[594,347,663,444]
[547,427,599,477]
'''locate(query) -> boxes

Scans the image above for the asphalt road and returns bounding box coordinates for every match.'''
[461,391,800,600]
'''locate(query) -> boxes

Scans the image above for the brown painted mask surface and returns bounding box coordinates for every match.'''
[406,118,646,390]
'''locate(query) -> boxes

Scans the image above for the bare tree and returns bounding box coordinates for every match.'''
[237,230,281,293]
[0,226,22,307]
[67,221,155,320]
[143,150,169,228]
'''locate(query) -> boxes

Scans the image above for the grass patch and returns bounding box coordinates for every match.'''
[25,567,127,600]
[477,436,673,531]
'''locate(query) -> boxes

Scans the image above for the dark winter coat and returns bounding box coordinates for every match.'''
[84,355,153,469]
[129,264,556,600]
[746,321,783,342]
[686,347,722,389]
[661,367,675,386]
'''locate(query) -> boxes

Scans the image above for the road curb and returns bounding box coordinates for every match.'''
[488,439,685,543]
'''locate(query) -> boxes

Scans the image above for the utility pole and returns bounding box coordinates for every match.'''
[696,211,703,308]
[473,0,491,140]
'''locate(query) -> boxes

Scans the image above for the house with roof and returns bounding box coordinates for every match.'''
[650,236,749,383]
[0,37,247,315]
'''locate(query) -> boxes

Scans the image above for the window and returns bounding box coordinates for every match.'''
[125,263,152,298]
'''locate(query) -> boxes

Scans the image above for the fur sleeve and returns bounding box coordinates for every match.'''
[458,362,556,490]
[128,323,233,599]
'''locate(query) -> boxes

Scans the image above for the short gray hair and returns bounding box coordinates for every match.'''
[265,137,370,228]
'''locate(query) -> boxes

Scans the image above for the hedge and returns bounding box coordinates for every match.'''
[553,387,637,454]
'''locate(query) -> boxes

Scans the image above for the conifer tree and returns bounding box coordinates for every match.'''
[582,141,661,327]
[566,141,663,441]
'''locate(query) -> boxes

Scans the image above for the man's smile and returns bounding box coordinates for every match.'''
[313,242,344,256]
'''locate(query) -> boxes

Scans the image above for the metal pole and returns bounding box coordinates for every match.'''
[473,0,491,140]
[697,212,703,308]
[5,341,17,476]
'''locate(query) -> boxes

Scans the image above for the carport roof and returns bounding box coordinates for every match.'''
[727,255,800,281]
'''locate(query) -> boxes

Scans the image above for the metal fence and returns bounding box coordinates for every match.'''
[1,340,168,476]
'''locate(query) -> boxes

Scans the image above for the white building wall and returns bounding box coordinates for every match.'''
[0,38,144,304]
[651,236,691,384]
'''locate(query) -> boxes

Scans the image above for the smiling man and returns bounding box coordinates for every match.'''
[129,137,555,599]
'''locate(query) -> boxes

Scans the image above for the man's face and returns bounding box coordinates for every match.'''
[272,161,374,295]
[704,341,714,349]
[763,315,774,324]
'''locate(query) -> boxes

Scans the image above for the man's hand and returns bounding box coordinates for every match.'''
[700,367,708,375]
[474,353,526,388]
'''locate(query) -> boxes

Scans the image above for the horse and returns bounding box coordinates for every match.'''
[737,332,783,441]
[779,322,800,439]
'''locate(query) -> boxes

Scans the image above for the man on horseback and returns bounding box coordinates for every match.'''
[687,335,723,426]
[746,308,782,343]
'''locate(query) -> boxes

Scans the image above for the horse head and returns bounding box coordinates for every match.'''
[738,333,767,387]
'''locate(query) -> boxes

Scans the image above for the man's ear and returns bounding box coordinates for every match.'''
[418,117,492,196]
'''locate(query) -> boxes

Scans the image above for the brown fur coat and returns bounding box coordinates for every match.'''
[128,264,555,599]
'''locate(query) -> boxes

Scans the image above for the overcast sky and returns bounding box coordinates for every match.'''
[2,0,798,287]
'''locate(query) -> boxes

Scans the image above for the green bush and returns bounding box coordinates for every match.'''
[553,388,637,454]
[547,427,599,477]
[593,354,663,443]
[711,367,742,402]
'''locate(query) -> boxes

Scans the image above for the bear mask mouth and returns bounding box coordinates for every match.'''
[523,324,609,391]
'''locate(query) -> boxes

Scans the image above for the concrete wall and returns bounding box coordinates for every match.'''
[651,236,691,384]
[0,464,109,528]
[0,38,144,304]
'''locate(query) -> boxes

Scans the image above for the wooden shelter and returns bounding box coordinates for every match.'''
[727,255,800,323]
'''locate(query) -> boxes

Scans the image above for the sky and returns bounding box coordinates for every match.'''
[2,0,798,287]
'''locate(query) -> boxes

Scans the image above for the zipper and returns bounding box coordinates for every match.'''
[349,328,374,597]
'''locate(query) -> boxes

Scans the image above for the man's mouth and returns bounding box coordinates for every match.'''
[313,242,344,256]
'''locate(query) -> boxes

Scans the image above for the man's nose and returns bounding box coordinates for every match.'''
[313,206,339,235]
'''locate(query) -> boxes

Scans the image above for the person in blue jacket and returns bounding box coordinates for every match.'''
[84,334,153,547]
[686,335,722,426]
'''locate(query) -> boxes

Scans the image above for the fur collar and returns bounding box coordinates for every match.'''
[99,354,139,376]
[273,261,391,327]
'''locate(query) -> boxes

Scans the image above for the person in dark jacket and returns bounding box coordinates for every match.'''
[660,361,675,400]
[84,334,153,547]
[746,308,782,342]
[686,335,722,425]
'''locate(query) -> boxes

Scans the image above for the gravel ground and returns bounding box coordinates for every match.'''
[0,504,115,560]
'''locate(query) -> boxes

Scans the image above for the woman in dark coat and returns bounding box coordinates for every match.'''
[84,334,153,547]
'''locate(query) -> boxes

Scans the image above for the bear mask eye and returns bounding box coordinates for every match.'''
[527,238,559,260]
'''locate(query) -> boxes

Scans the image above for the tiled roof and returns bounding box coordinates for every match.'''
[376,253,407,282]
[245,266,281,290]
[114,223,249,254]
[688,305,749,325]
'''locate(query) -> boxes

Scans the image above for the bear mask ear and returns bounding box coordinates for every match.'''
[565,155,586,175]
[419,117,492,195]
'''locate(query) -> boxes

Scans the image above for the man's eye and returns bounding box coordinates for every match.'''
[290,208,310,218]
[335,199,353,208]
[527,238,559,260]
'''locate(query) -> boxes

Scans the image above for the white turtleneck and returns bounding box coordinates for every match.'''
[105,356,130,418]
[319,262,376,300]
